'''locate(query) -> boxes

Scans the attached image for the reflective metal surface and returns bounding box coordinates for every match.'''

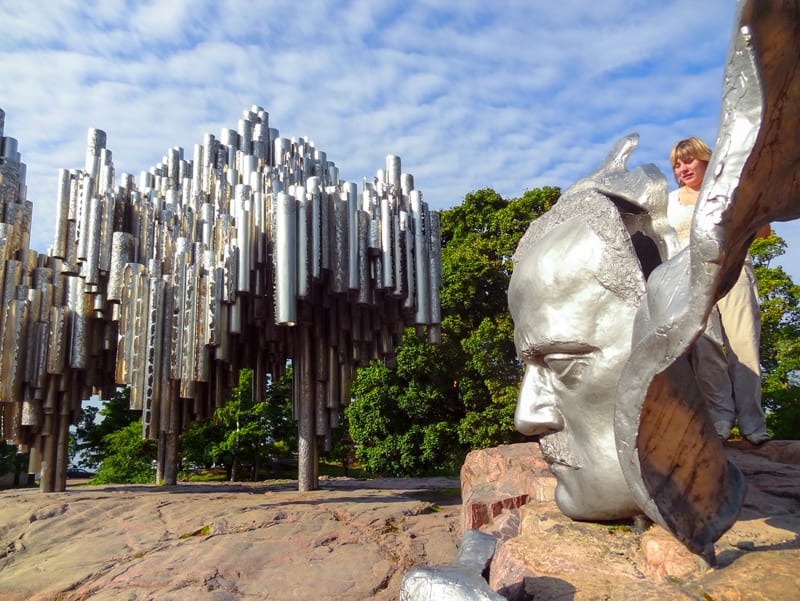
[0,103,441,493]
[400,530,504,601]
[511,184,645,521]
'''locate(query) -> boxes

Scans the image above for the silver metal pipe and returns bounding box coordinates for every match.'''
[208,266,223,346]
[97,190,115,273]
[343,181,359,291]
[252,123,268,162]
[380,195,393,290]
[0,136,17,161]
[3,260,21,317]
[142,276,164,438]
[402,210,415,312]
[238,119,252,157]
[386,155,401,190]
[46,306,67,375]
[76,175,93,261]
[297,190,310,299]
[310,182,322,280]
[3,202,24,257]
[392,211,405,299]
[220,129,238,168]
[99,149,114,193]
[331,193,348,294]
[128,266,149,409]
[0,300,29,404]
[84,195,103,287]
[179,262,197,397]
[194,272,209,383]
[356,211,370,305]
[229,283,242,334]
[274,192,297,325]
[411,192,430,325]
[52,169,70,259]
[235,187,251,294]
[320,186,331,273]
[202,134,216,195]
[274,137,291,167]
[428,210,442,326]
[84,128,106,195]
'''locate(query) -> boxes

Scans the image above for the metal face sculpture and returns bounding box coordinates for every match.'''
[509,196,644,521]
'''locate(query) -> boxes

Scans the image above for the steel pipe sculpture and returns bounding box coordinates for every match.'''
[0,105,441,492]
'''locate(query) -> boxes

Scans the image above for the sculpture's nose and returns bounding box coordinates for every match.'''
[515,365,565,436]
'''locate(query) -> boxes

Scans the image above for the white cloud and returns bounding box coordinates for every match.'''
[1,0,798,280]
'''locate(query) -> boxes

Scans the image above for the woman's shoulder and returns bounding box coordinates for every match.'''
[668,188,680,205]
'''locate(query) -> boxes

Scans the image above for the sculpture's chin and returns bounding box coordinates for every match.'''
[554,482,640,522]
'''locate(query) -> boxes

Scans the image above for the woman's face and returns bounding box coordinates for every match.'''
[673,156,708,190]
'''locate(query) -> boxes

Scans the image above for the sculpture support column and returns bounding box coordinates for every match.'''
[156,431,165,484]
[39,414,56,493]
[163,432,178,485]
[297,321,317,491]
[54,412,70,492]
[162,381,179,485]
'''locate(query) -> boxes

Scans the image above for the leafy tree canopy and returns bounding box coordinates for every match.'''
[73,387,138,469]
[181,368,296,480]
[92,419,156,484]
[347,187,560,476]
[751,232,800,439]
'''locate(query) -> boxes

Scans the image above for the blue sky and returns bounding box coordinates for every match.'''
[2,0,799,280]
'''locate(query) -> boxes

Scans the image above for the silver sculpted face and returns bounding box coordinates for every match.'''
[510,191,645,521]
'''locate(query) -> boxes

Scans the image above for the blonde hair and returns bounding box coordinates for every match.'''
[670,137,712,185]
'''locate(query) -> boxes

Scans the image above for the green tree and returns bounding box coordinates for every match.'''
[179,413,227,472]
[323,413,357,476]
[752,232,800,439]
[74,388,138,469]
[347,187,560,475]
[0,443,32,487]
[181,368,296,480]
[348,331,462,476]
[92,419,157,484]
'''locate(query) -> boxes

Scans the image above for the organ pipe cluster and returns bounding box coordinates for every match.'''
[0,106,442,491]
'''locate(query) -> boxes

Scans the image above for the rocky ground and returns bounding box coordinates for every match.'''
[463,441,800,600]
[0,477,462,601]
[1,440,798,601]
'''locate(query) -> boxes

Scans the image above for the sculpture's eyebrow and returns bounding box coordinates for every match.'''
[518,340,598,360]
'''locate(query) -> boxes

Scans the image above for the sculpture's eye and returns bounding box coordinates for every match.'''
[543,353,591,387]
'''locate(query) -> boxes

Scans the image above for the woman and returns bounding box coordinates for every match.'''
[669,137,770,445]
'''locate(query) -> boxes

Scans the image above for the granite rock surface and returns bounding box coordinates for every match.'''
[2,440,797,601]
[467,441,800,600]
[0,477,462,601]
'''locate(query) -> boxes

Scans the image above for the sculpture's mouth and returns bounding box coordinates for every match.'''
[539,434,581,470]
